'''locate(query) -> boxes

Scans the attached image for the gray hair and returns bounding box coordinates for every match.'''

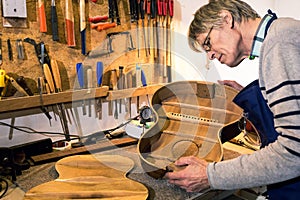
[188,0,260,52]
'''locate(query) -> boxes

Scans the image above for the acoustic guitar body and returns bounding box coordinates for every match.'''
[138,81,244,179]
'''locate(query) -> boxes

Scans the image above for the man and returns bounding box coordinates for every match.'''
[164,0,300,199]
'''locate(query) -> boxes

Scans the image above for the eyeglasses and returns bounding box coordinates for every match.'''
[202,26,213,52]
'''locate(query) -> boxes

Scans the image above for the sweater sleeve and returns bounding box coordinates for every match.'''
[207,18,300,190]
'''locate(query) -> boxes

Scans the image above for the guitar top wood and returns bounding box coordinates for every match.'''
[24,154,148,200]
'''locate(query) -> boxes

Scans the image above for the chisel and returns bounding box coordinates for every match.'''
[87,67,93,117]
[110,69,118,119]
[43,63,55,93]
[7,39,13,61]
[96,61,103,119]
[0,38,2,66]
[16,39,25,60]
[51,0,59,41]
[140,0,148,57]
[80,0,86,54]
[65,0,76,47]
[118,66,124,113]
[51,59,62,92]
[76,63,87,115]
[38,0,47,33]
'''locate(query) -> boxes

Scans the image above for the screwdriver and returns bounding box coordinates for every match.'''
[96,61,103,119]
[76,63,87,115]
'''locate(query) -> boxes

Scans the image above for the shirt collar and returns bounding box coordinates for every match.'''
[249,10,277,60]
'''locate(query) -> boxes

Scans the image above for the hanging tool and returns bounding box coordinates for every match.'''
[166,0,173,82]
[51,0,59,41]
[146,0,151,55]
[126,72,133,118]
[108,0,121,25]
[16,39,25,60]
[89,15,116,32]
[96,61,103,119]
[151,0,157,59]
[118,66,124,113]
[38,0,47,33]
[51,59,62,92]
[157,0,164,82]
[76,63,87,115]
[37,77,52,124]
[135,63,141,112]
[86,67,93,117]
[139,0,148,57]
[110,69,118,119]
[89,15,109,23]
[135,0,140,57]
[91,22,117,32]
[80,0,86,55]
[7,39,13,61]
[129,0,136,23]
[0,38,3,66]
[24,38,51,67]
[65,0,76,47]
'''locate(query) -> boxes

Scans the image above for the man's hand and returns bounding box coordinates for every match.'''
[218,80,244,91]
[164,156,210,192]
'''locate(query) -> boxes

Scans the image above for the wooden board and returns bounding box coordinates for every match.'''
[24,154,148,200]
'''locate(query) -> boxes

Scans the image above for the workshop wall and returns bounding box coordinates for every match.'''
[0,0,168,143]
[3,0,299,145]
[0,0,149,94]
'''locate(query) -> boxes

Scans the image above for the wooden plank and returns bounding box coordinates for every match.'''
[0,86,109,113]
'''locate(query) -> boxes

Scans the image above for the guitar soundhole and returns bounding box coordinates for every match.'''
[171,140,201,159]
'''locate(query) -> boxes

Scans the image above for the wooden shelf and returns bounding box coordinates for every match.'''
[0,84,164,114]
[106,84,164,101]
[0,86,109,113]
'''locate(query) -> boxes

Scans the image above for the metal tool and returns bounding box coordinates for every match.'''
[118,66,124,113]
[86,67,93,117]
[96,61,103,119]
[0,38,3,66]
[51,0,59,41]
[7,39,13,61]
[140,0,148,57]
[108,0,121,25]
[80,0,86,54]
[76,63,87,115]
[110,69,118,119]
[16,39,25,60]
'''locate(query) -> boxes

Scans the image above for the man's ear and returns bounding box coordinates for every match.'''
[219,10,234,28]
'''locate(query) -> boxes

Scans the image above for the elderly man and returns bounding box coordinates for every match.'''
[164,0,300,199]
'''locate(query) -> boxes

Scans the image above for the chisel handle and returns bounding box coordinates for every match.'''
[89,15,109,23]
[38,0,47,33]
[96,62,104,87]
[96,23,117,31]
[51,0,59,41]
[76,63,84,89]
[65,0,76,47]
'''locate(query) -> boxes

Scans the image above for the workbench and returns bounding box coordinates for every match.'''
[2,136,263,200]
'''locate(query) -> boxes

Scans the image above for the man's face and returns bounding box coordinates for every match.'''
[197,19,248,67]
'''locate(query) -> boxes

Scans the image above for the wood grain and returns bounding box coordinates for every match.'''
[24,154,148,200]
